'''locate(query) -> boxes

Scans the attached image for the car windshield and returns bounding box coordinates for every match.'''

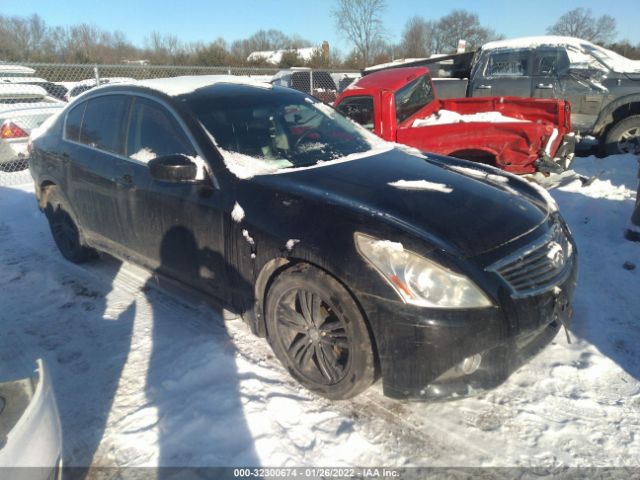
[394,74,434,124]
[186,90,374,169]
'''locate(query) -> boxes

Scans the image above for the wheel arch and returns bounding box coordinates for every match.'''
[593,95,640,137]
[253,257,381,377]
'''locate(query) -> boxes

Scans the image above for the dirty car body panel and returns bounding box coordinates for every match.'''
[30,78,577,399]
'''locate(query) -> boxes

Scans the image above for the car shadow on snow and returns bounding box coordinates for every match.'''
[139,225,261,474]
[550,180,640,384]
[0,186,260,477]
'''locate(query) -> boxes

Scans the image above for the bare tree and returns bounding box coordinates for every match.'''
[332,0,386,67]
[433,10,498,54]
[547,8,617,44]
[400,16,436,58]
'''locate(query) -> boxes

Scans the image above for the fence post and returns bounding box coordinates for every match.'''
[94,65,100,85]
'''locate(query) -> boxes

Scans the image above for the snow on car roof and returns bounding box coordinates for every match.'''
[481,36,595,51]
[0,83,48,99]
[481,36,640,73]
[133,75,272,97]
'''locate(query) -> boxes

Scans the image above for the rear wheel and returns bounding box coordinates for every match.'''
[44,188,97,263]
[265,264,375,399]
[604,116,640,155]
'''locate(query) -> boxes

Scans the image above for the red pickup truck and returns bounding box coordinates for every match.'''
[334,66,575,174]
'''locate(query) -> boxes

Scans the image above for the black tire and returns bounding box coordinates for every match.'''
[44,187,97,263]
[265,264,375,400]
[604,115,640,155]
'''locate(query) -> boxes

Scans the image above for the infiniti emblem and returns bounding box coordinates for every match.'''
[547,242,565,269]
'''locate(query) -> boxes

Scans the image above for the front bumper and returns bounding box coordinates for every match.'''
[358,257,578,400]
[535,133,576,174]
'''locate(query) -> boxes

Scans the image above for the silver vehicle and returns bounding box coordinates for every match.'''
[0,84,63,172]
[0,359,63,480]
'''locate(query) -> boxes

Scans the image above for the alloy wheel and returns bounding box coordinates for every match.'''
[274,289,352,385]
[617,127,640,154]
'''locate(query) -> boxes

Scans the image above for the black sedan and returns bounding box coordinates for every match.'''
[29,76,578,400]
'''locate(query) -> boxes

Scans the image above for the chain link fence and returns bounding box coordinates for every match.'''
[0,62,360,186]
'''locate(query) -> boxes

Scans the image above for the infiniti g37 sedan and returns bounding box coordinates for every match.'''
[29,76,577,400]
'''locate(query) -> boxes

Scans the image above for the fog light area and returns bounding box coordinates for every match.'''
[436,353,483,381]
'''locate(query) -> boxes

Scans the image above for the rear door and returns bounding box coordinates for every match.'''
[63,94,130,246]
[470,49,533,98]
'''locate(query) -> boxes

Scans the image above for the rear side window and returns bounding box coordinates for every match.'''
[65,102,86,142]
[394,74,434,124]
[126,97,195,161]
[485,50,530,77]
[80,95,129,154]
[336,96,375,130]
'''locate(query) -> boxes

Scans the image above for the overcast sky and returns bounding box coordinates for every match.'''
[5,0,639,54]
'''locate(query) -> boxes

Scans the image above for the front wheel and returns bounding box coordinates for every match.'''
[265,264,376,399]
[604,116,640,155]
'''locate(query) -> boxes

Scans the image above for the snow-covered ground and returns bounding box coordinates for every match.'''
[0,154,639,468]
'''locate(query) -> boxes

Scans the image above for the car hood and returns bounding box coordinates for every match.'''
[252,148,549,257]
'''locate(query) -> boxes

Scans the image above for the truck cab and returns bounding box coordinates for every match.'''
[470,37,640,154]
[335,66,575,174]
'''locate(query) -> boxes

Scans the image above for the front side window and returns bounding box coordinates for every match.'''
[126,97,195,162]
[336,96,375,130]
[187,91,375,169]
[65,101,86,142]
[485,50,530,77]
[80,95,129,154]
[535,52,559,76]
[394,74,434,124]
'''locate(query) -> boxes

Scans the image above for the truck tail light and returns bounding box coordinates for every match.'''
[0,121,28,139]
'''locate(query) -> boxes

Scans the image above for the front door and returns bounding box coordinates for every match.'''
[119,96,228,301]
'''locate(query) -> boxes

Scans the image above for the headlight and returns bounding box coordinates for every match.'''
[355,233,492,309]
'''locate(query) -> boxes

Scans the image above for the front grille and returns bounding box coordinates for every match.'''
[487,223,574,298]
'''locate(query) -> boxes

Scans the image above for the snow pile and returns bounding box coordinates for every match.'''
[412,110,530,127]
[130,148,156,162]
[388,179,452,193]
[285,239,300,251]
[231,202,245,223]
[242,229,255,246]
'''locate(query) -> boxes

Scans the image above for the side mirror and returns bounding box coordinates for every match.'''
[148,154,197,183]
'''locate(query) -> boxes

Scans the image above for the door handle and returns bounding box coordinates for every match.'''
[477,84,492,90]
[536,83,554,89]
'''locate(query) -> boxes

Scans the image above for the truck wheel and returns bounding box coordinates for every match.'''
[604,116,640,155]
[265,264,376,400]
[44,188,97,263]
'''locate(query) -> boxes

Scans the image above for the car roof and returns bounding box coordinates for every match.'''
[348,66,430,93]
[0,83,49,99]
[77,76,309,107]
[113,75,274,97]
